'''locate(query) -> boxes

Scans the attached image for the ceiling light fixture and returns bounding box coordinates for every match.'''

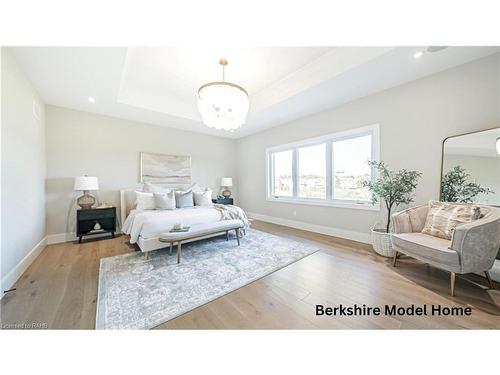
[413,51,424,59]
[197,58,249,131]
[88,97,95,103]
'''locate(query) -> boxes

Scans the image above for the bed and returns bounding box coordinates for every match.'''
[119,189,249,252]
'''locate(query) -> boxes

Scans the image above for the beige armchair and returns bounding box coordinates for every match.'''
[391,204,500,296]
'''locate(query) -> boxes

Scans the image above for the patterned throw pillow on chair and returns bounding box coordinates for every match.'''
[421,200,481,240]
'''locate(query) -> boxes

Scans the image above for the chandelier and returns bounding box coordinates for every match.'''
[197,58,249,131]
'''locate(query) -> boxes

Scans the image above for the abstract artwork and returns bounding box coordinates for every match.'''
[140,152,191,185]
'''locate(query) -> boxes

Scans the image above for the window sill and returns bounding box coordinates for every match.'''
[266,197,380,211]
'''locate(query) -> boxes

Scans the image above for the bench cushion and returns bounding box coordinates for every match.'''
[159,219,244,242]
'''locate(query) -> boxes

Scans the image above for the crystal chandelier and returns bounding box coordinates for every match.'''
[197,58,249,131]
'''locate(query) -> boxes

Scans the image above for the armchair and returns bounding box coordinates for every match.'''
[391,204,500,296]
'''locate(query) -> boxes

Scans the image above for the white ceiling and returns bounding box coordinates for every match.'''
[12,46,500,139]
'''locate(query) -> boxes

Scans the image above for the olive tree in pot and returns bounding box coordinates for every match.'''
[362,161,422,257]
[441,165,493,203]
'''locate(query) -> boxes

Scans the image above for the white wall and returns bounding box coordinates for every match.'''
[1,48,47,293]
[45,106,237,236]
[236,53,500,241]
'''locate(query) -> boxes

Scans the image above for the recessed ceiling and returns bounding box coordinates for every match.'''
[12,46,500,139]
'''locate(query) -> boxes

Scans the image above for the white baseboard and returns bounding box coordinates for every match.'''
[248,212,500,282]
[46,232,74,244]
[47,230,122,245]
[247,211,371,244]
[1,236,47,299]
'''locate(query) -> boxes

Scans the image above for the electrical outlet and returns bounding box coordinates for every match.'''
[292,210,297,217]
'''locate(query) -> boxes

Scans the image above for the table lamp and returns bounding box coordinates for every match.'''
[74,176,99,209]
[221,177,233,198]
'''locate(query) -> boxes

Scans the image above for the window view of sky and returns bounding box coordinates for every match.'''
[273,150,293,196]
[333,135,372,201]
[299,144,325,198]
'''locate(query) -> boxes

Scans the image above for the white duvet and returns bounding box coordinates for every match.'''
[123,206,226,243]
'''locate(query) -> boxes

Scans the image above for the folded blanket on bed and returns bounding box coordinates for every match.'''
[214,204,250,228]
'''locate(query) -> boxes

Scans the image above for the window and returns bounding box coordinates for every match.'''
[332,135,372,201]
[271,150,293,197]
[266,125,379,210]
[298,144,326,198]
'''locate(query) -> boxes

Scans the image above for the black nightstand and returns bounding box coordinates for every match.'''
[76,207,116,243]
[212,197,234,205]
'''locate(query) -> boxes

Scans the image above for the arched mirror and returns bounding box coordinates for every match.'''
[441,127,500,206]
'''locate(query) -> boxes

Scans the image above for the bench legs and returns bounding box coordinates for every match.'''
[235,228,240,246]
[158,228,244,264]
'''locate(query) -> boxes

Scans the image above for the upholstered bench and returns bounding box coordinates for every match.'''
[152,219,245,263]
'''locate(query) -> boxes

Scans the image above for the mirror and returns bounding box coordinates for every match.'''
[441,127,500,206]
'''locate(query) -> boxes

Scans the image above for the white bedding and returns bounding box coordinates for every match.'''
[123,206,224,244]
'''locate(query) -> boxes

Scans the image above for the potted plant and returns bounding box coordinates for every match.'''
[363,161,422,257]
[440,165,493,203]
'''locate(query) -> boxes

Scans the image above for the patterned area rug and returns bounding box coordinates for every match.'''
[96,228,319,329]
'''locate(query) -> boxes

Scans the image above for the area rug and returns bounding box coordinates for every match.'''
[96,228,319,329]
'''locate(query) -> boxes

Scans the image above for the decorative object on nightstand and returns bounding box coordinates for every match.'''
[220,177,233,198]
[77,207,116,243]
[74,176,99,209]
[212,197,234,205]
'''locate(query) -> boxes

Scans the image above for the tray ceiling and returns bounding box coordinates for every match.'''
[12,46,500,138]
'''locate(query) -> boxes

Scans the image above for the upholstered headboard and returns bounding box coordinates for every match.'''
[120,189,139,227]
[119,183,201,227]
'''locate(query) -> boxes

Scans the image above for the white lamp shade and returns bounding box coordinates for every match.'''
[496,137,500,155]
[74,176,99,191]
[221,177,233,187]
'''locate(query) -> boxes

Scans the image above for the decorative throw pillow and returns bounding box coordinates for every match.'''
[421,200,481,240]
[143,182,170,193]
[194,189,213,206]
[189,183,203,194]
[175,190,194,208]
[153,191,176,210]
[135,191,156,210]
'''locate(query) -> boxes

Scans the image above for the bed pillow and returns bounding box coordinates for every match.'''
[175,190,194,208]
[189,183,204,194]
[194,189,212,206]
[143,182,171,193]
[421,200,481,240]
[135,191,156,210]
[154,191,176,210]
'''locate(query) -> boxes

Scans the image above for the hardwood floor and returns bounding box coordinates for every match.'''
[2,220,499,329]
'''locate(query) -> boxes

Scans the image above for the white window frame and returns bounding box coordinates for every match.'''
[266,124,380,211]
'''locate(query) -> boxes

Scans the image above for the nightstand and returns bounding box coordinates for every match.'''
[76,207,116,243]
[212,197,234,205]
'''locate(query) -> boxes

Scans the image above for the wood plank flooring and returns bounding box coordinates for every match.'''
[2,220,499,329]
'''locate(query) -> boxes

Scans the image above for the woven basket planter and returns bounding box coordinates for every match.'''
[371,228,395,257]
